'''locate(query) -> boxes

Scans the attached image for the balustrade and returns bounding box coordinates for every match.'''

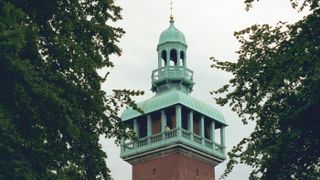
[151,66,193,83]
[151,133,162,143]
[205,139,214,148]
[215,142,224,154]
[165,129,177,139]
[121,127,225,158]
[193,134,202,144]
[181,129,191,139]
[138,137,148,147]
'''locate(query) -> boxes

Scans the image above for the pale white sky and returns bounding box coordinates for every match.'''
[99,1,307,179]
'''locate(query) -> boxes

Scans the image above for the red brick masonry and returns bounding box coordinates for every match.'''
[132,152,215,180]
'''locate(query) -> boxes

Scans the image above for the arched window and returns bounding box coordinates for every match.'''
[161,50,167,66]
[170,49,177,66]
[180,51,185,66]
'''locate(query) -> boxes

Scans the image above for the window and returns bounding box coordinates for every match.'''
[204,118,211,139]
[182,107,189,130]
[161,50,167,66]
[166,107,176,129]
[180,51,185,66]
[170,49,177,66]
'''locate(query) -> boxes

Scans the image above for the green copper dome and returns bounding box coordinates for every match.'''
[158,19,187,47]
[121,89,226,125]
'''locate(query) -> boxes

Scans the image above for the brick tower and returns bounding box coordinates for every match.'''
[120,16,227,180]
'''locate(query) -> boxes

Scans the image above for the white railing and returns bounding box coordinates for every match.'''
[151,133,162,143]
[215,142,224,154]
[151,66,193,83]
[181,129,191,139]
[121,128,225,157]
[205,139,213,148]
[122,141,134,152]
[165,129,177,139]
[193,134,202,144]
[138,137,148,147]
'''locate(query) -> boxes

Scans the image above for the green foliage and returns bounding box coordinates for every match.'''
[244,0,319,11]
[0,0,143,179]
[211,1,320,179]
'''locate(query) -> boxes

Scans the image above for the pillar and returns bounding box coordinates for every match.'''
[133,119,139,147]
[158,52,162,68]
[220,126,226,147]
[176,105,182,136]
[147,115,152,136]
[166,48,170,66]
[200,116,204,144]
[161,110,167,139]
[147,115,152,144]
[177,49,181,66]
[211,120,216,149]
[184,51,187,67]
[133,119,139,138]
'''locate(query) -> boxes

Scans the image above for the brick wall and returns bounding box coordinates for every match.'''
[152,118,161,134]
[132,152,215,180]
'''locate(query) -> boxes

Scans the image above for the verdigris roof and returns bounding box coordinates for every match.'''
[158,20,187,47]
[121,89,226,125]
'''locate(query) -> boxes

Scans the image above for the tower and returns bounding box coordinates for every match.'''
[120,17,227,180]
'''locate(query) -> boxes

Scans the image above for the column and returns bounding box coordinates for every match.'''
[184,52,187,67]
[133,119,139,147]
[133,119,139,138]
[158,52,162,68]
[147,115,152,137]
[166,48,170,66]
[220,126,226,147]
[211,120,216,150]
[147,115,152,144]
[161,110,167,139]
[200,116,205,145]
[176,105,182,137]
[188,110,194,141]
[177,49,181,66]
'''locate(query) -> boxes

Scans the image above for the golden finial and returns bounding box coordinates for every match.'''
[170,0,174,20]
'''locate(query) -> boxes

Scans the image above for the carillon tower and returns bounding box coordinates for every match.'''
[120,15,227,180]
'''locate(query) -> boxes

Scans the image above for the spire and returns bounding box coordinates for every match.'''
[170,0,174,22]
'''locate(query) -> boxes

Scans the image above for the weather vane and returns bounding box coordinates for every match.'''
[170,0,174,20]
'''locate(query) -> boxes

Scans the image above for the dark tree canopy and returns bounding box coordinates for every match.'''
[211,0,320,179]
[0,0,142,179]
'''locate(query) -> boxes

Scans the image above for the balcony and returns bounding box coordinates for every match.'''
[120,128,226,160]
[151,66,194,85]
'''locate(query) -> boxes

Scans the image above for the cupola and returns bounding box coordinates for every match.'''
[158,18,187,48]
[152,17,194,94]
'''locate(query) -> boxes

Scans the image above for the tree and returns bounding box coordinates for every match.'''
[0,0,142,179]
[211,1,320,179]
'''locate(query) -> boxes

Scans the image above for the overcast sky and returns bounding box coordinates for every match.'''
[99,1,307,179]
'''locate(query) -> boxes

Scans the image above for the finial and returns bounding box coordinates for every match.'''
[170,0,174,21]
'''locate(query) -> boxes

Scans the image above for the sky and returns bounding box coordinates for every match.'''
[99,0,307,179]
